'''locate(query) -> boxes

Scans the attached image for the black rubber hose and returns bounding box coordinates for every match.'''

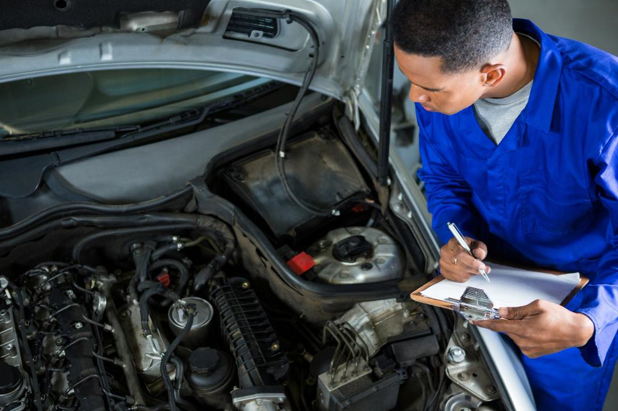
[193,235,235,292]
[0,186,192,241]
[169,356,184,394]
[139,285,180,336]
[136,243,155,283]
[161,310,195,411]
[72,222,197,263]
[0,213,197,251]
[151,243,181,262]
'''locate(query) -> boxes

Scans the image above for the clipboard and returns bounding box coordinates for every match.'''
[410,263,589,315]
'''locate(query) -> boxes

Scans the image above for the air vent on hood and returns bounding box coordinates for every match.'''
[225,10,279,39]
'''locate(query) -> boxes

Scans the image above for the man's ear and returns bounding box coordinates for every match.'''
[480,64,506,87]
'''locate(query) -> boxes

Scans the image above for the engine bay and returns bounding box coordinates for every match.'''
[0,101,506,411]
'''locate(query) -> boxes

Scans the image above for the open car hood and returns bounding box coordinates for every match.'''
[0,0,383,104]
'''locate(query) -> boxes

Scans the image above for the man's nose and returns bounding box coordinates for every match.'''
[409,84,429,103]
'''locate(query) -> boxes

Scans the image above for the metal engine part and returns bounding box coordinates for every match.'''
[308,227,404,284]
[445,319,500,402]
[118,304,172,395]
[0,306,24,373]
[336,299,408,356]
[0,296,28,411]
[211,278,290,411]
[168,296,214,349]
[316,322,406,411]
[440,384,485,411]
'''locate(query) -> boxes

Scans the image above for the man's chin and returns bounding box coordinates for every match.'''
[421,104,465,116]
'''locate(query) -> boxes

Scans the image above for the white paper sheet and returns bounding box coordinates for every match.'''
[420,264,580,308]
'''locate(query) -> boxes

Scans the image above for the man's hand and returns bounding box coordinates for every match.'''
[440,236,491,282]
[473,300,595,358]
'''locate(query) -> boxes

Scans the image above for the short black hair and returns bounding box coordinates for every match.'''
[391,0,513,73]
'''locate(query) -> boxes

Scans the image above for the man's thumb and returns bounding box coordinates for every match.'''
[470,240,488,260]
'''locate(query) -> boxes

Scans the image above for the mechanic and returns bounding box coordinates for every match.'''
[391,0,618,409]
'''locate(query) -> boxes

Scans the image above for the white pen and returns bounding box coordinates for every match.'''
[447,222,490,283]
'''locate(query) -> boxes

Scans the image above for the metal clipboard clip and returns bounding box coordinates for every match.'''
[445,287,501,321]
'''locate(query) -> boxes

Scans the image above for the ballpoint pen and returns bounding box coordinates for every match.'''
[447,222,490,283]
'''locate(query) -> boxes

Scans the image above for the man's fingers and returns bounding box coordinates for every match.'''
[469,239,488,260]
[439,266,473,283]
[453,249,489,273]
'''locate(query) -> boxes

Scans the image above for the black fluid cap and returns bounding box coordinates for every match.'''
[189,348,220,375]
[0,363,22,395]
[332,235,373,262]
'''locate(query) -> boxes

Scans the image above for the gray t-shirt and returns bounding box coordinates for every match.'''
[473,33,539,145]
[473,79,533,145]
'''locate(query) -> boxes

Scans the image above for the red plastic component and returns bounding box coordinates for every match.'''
[156,272,171,288]
[287,252,316,275]
[352,204,367,213]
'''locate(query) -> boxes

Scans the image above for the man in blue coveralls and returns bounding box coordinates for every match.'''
[391,0,618,409]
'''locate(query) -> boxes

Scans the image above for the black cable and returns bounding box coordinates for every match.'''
[274,12,339,217]
[72,222,195,263]
[92,306,116,410]
[235,8,333,217]
[161,308,195,411]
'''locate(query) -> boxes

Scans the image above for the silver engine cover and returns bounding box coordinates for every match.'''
[308,227,404,284]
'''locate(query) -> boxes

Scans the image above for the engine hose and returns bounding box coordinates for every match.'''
[139,285,180,336]
[161,309,195,411]
[2,214,198,251]
[72,223,197,263]
[168,356,199,411]
[151,243,181,262]
[193,236,234,292]
[0,186,192,242]
[128,242,156,304]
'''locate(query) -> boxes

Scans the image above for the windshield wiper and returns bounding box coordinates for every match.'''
[0,126,139,157]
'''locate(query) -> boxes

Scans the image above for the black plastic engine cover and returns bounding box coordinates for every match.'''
[211,277,289,388]
[222,129,370,237]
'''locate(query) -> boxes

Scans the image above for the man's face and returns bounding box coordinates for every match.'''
[394,45,486,115]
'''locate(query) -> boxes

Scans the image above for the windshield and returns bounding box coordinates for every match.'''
[0,69,268,135]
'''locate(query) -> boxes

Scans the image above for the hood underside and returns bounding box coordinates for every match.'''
[0,0,383,101]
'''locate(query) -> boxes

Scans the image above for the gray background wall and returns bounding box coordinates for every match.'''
[510,0,618,56]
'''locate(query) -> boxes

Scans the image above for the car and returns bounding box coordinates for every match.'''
[0,1,534,410]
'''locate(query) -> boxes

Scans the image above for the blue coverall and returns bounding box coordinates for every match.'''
[417,19,618,410]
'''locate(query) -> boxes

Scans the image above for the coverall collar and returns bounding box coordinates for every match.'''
[513,18,563,133]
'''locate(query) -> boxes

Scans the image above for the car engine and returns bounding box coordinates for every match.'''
[0,208,504,411]
[0,88,505,411]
